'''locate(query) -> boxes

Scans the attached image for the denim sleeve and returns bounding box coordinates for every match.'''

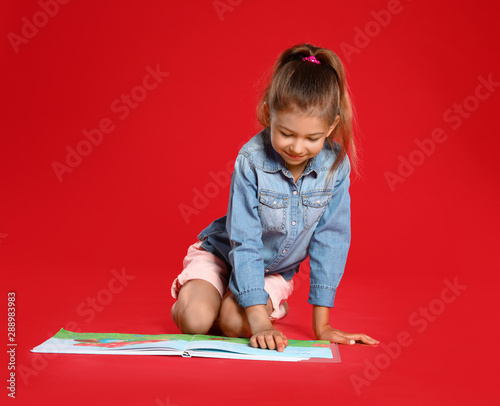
[226,154,269,308]
[308,156,351,308]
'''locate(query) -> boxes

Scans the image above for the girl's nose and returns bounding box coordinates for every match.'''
[291,141,305,155]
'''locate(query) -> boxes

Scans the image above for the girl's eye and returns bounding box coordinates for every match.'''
[308,138,321,142]
[280,131,293,137]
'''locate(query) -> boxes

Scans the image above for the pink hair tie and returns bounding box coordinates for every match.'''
[302,55,321,64]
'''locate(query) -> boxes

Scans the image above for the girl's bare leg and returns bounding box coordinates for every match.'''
[218,290,274,338]
[171,280,221,334]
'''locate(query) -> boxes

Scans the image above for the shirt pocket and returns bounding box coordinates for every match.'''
[258,190,289,230]
[302,190,333,228]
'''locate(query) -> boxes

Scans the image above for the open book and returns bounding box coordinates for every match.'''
[32,328,341,363]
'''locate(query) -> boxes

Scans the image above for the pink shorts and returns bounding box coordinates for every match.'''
[171,241,294,320]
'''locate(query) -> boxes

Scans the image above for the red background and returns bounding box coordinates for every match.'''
[1,0,499,405]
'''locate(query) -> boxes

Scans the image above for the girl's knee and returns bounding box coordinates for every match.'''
[171,280,222,334]
[172,300,216,334]
[219,296,251,338]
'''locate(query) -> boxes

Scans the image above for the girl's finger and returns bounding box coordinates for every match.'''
[360,335,379,344]
[347,333,380,345]
[333,334,355,345]
[265,334,276,350]
[250,335,258,348]
[257,334,267,349]
[274,334,284,352]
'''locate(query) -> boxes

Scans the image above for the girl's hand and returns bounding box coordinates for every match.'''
[316,325,379,345]
[250,328,289,352]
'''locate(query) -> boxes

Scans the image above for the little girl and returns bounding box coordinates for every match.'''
[171,43,379,352]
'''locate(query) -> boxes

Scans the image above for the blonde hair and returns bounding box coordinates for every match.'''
[256,43,358,177]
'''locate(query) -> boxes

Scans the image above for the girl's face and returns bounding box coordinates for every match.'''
[270,110,338,176]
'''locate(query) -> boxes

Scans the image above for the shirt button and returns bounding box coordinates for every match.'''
[282,249,287,254]
[291,221,296,226]
[293,191,298,195]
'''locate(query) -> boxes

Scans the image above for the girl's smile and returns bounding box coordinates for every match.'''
[284,151,305,159]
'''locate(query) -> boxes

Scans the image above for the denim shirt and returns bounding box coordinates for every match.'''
[198,128,351,309]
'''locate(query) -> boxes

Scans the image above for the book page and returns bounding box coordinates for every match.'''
[32,328,192,355]
[185,335,335,361]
